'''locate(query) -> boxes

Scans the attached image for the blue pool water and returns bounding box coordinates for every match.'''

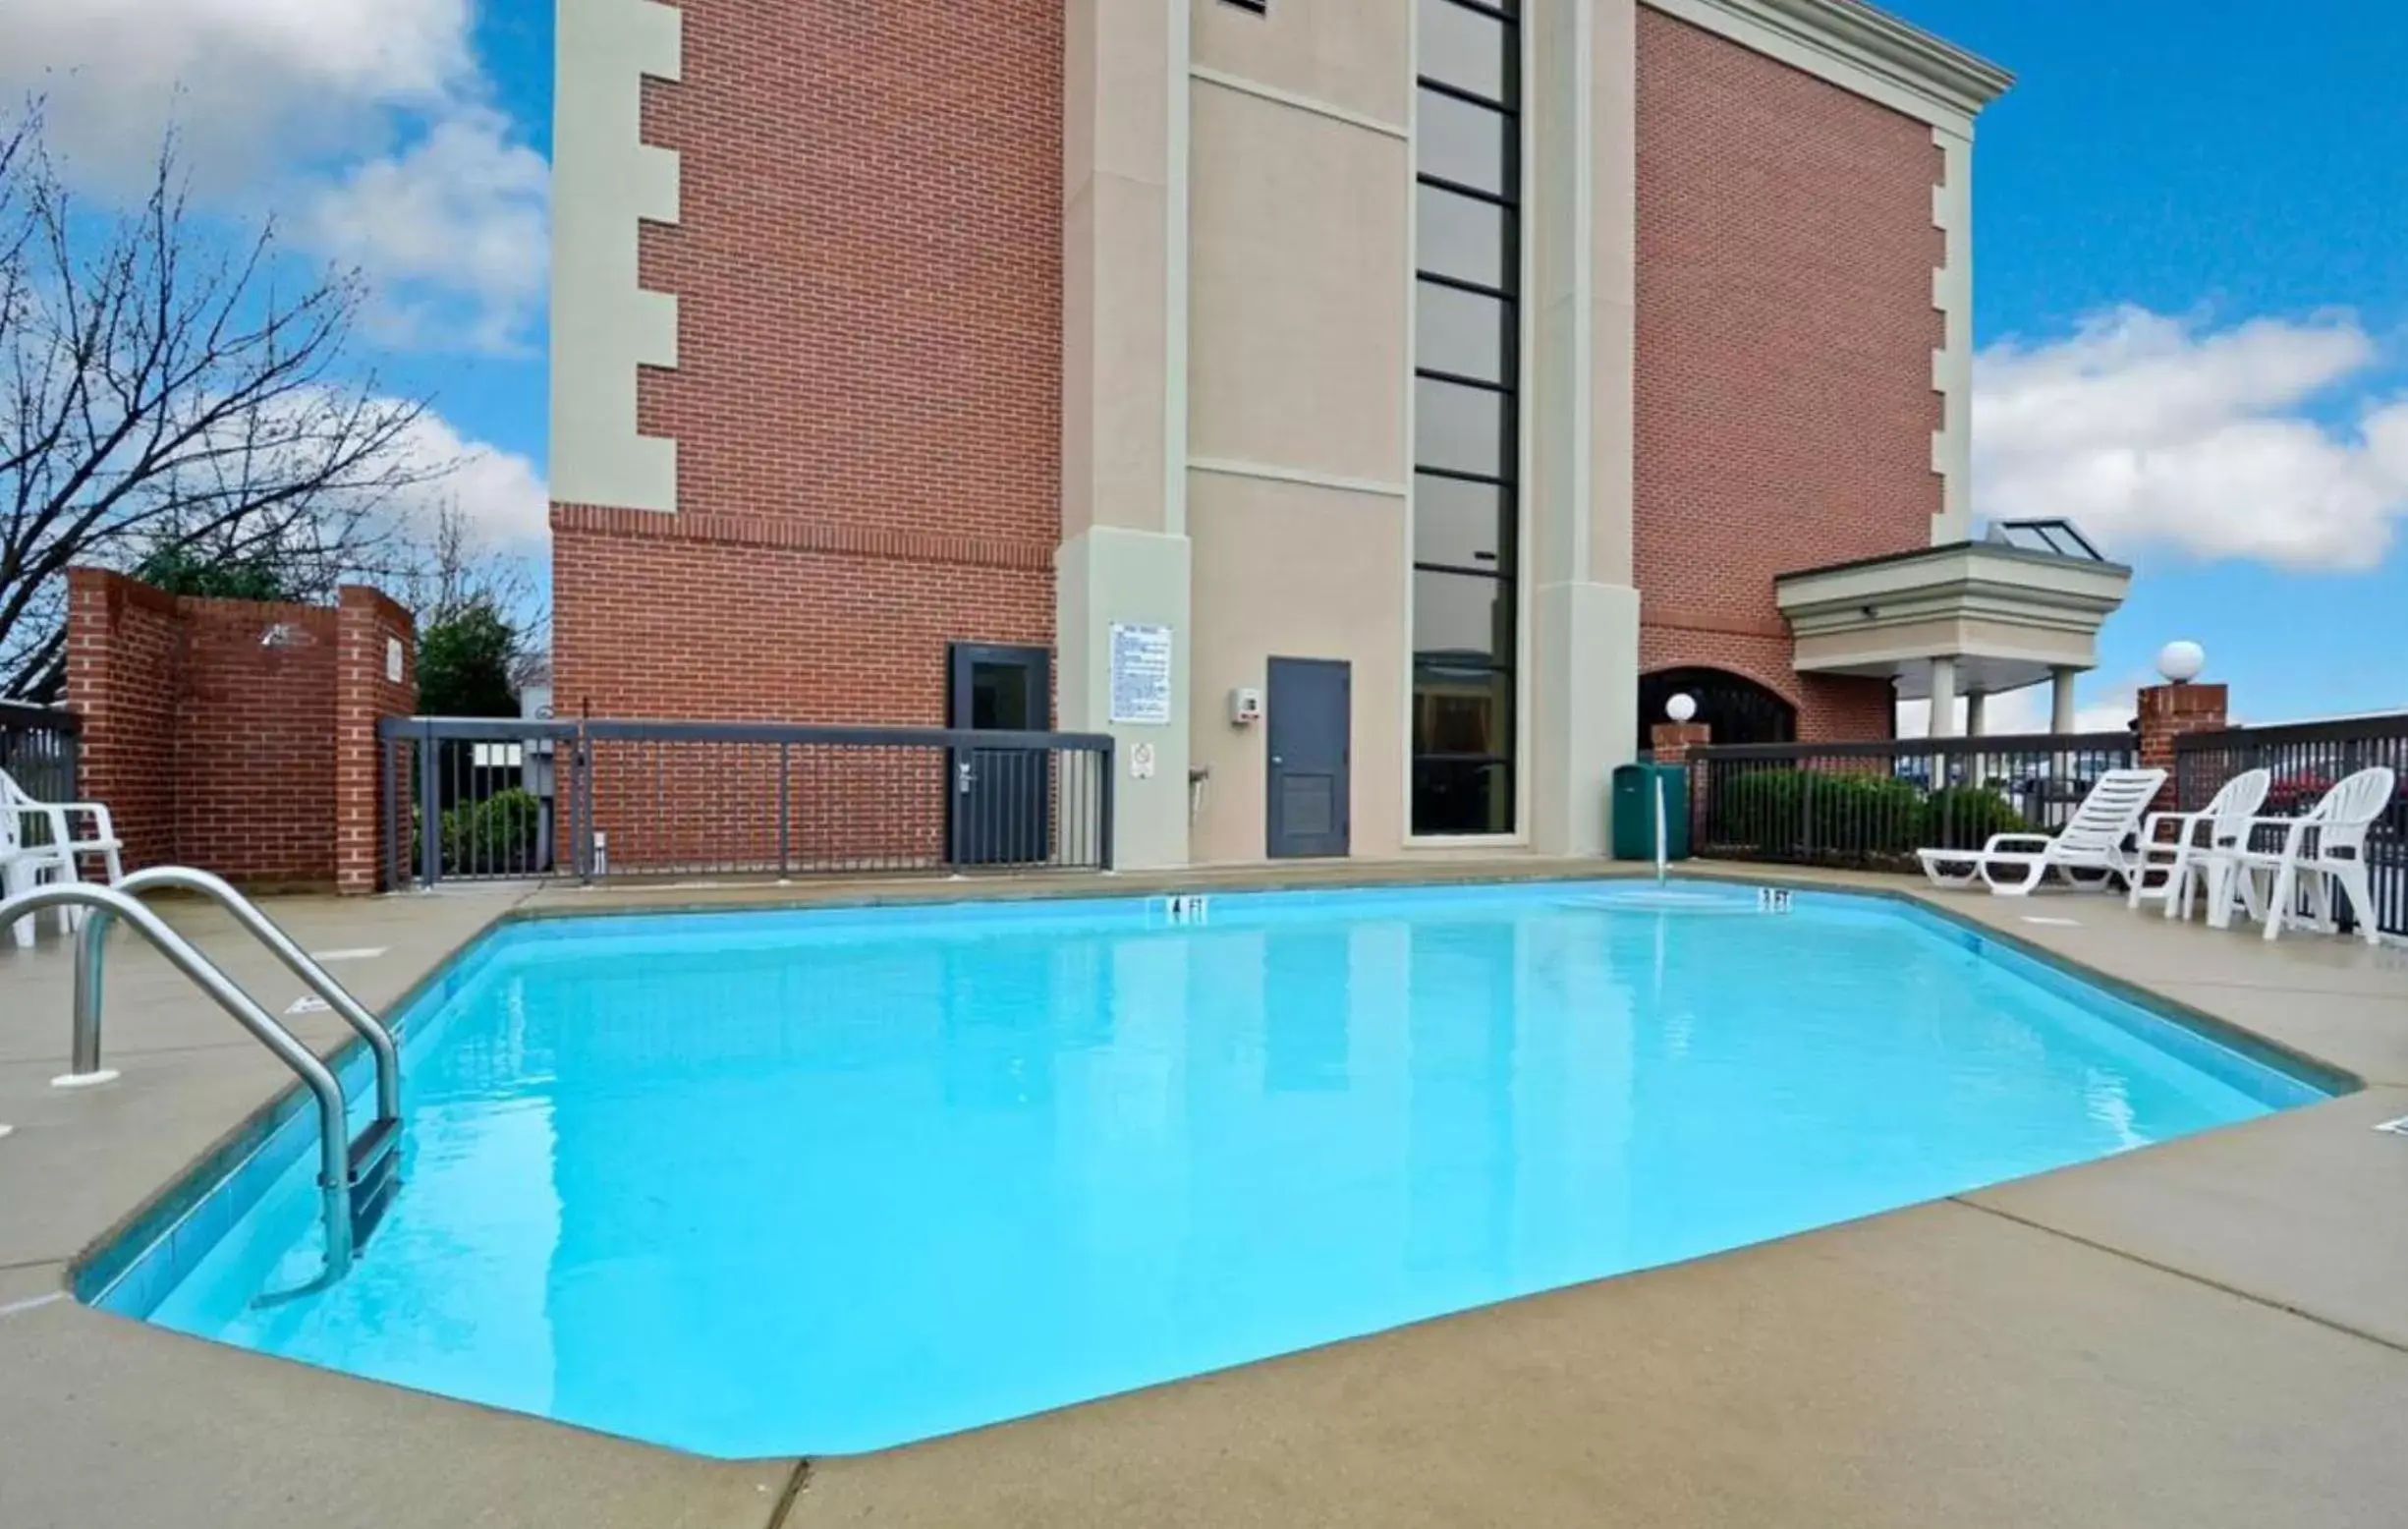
[127,882,2324,1457]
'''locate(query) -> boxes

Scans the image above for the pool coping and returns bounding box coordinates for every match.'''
[60,859,2367,1356]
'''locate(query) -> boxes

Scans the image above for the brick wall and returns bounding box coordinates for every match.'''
[63,568,416,890]
[173,598,341,883]
[551,0,1063,728]
[335,588,420,893]
[1632,9,1943,742]
[65,571,182,869]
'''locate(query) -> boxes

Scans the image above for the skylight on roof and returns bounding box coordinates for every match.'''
[1986,518,2106,562]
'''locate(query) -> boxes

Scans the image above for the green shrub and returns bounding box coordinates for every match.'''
[438,788,544,874]
[1704,768,2026,865]
[1919,786,2027,849]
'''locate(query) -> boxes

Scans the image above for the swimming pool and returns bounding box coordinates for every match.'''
[98,881,2326,1457]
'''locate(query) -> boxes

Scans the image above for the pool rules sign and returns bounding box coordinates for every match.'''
[1108,623,1173,726]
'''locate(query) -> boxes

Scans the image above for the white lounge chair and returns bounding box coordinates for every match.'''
[2127,766,2270,919]
[2201,765,2395,944]
[1,766,125,949]
[1915,767,2167,896]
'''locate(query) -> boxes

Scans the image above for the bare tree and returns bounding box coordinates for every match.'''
[384,497,541,629]
[0,108,442,701]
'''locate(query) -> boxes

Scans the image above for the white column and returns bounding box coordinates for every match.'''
[1963,690,1986,737]
[1927,656,1959,738]
[2050,666,2078,733]
[1058,0,1193,869]
[1526,0,1643,857]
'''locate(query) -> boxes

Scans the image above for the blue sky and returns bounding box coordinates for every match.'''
[6,0,2401,725]
[1891,0,2408,725]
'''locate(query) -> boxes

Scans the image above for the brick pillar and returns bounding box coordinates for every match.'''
[335,588,418,894]
[1651,721,1711,760]
[2136,682,2227,810]
[64,568,185,871]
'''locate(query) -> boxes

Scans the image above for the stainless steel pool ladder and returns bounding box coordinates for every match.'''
[0,872,404,1279]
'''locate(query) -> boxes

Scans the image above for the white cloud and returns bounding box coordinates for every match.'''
[304,110,548,354]
[0,0,473,190]
[383,405,550,551]
[1974,307,2408,571]
[1,0,545,355]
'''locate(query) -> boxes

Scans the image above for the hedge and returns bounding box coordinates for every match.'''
[1700,768,2026,866]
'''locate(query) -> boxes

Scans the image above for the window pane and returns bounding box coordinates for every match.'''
[1417,281,1508,384]
[1418,0,1507,101]
[1415,375,1506,478]
[1415,666,1513,756]
[1414,475,1510,572]
[1414,568,1511,666]
[1413,758,1514,835]
[1416,184,1507,289]
[1417,87,1506,197]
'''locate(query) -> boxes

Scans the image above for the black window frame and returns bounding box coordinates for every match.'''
[1411,0,1520,838]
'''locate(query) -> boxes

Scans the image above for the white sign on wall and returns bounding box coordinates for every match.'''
[1130,741,1157,779]
[385,637,405,685]
[1108,623,1173,725]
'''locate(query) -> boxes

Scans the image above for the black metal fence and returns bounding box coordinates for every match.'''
[379,716,1116,888]
[0,701,80,803]
[1681,732,2139,871]
[2175,712,2408,939]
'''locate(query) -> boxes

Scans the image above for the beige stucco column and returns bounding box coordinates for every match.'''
[2050,665,2078,733]
[1964,690,1986,737]
[1928,655,1960,739]
[1526,0,1644,858]
[1059,0,1194,869]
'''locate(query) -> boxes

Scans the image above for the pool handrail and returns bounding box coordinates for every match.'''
[72,866,402,1126]
[0,880,355,1274]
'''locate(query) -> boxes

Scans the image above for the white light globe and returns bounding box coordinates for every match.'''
[1665,693,1699,723]
[2156,641,2206,684]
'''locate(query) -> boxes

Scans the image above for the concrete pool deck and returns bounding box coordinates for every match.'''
[0,863,2403,1527]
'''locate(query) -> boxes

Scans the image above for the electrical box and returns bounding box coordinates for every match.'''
[1229,686,1263,725]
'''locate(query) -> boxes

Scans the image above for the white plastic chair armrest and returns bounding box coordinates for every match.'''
[60,801,115,841]
[2138,810,2210,847]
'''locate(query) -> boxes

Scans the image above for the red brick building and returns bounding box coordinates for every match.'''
[549,0,2123,868]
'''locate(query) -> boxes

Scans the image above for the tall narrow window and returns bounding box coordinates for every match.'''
[1412,0,1518,835]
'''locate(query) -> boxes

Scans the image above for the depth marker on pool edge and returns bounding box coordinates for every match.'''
[309,947,388,963]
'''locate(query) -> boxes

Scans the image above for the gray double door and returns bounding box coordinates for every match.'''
[1266,657,1351,859]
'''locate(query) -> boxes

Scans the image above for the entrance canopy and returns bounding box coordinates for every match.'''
[1773,520,2130,705]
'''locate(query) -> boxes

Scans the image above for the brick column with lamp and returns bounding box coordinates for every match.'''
[2134,641,2225,811]
[1650,720,1712,759]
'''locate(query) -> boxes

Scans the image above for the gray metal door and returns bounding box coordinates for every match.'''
[946,643,1051,865]
[1267,657,1350,859]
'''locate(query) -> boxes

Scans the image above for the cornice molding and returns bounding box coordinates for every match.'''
[1644,0,2012,132]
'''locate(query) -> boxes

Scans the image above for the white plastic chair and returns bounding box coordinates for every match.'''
[1,766,125,948]
[2202,765,2396,944]
[2127,766,2270,920]
[1915,767,2167,896]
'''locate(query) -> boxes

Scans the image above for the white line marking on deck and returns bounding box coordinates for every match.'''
[2018,916,2083,927]
[2374,1116,2408,1137]
[286,994,331,1016]
[308,947,387,963]
[0,1291,63,1319]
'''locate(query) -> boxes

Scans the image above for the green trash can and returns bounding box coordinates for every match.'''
[1610,763,1692,862]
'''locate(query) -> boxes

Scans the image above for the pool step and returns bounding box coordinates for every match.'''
[346,1116,403,1251]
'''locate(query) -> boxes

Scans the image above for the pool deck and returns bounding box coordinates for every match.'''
[1,861,2404,1527]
